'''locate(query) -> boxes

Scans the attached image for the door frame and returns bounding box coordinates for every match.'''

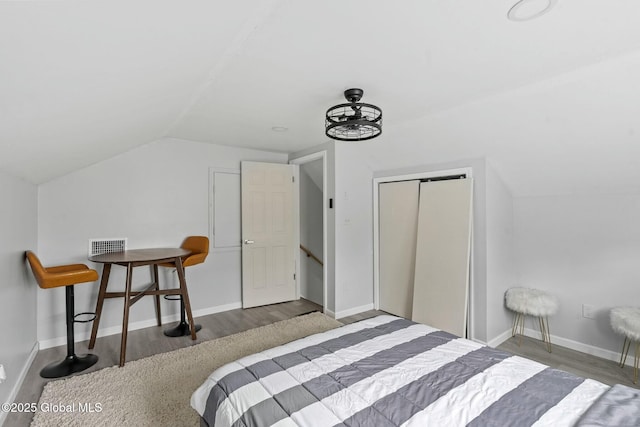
[373,167,474,333]
[290,151,328,312]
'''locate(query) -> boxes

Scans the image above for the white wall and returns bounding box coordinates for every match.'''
[292,136,514,343]
[0,170,37,416]
[485,162,516,341]
[299,163,323,305]
[333,144,377,316]
[292,140,492,331]
[514,192,640,354]
[37,138,287,345]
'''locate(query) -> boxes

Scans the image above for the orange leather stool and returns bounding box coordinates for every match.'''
[159,236,209,337]
[26,251,99,378]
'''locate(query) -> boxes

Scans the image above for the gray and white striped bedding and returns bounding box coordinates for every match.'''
[191,315,613,427]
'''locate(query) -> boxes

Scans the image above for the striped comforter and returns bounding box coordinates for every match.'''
[191,315,610,427]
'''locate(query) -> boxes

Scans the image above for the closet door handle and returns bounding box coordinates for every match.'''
[244,239,255,244]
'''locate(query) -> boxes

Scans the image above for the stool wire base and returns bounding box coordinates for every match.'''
[40,286,98,379]
[511,313,552,353]
[618,336,639,384]
[512,312,524,346]
[635,342,639,384]
[163,296,201,337]
[538,316,552,353]
[619,336,631,367]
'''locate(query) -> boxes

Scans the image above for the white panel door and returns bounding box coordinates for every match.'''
[412,178,473,337]
[241,161,296,308]
[378,180,420,318]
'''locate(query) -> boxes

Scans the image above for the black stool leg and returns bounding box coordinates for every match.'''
[163,296,201,337]
[40,286,99,379]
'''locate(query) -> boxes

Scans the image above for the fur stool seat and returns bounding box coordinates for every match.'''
[610,307,640,383]
[505,287,559,317]
[505,287,558,352]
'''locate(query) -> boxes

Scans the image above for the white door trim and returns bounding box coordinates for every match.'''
[372,167,474,335]
[290,151,328,313]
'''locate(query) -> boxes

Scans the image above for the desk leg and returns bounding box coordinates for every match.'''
[89,263,111,349]
[120,263,133,367]
[176,257,197,341]
[152,264,162,327]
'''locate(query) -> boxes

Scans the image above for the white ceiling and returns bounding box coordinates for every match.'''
[2,0,640,196]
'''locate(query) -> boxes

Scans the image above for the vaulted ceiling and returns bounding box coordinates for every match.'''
[2,1,640,196]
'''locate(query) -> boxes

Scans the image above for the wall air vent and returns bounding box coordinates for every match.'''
[88,238,127,257]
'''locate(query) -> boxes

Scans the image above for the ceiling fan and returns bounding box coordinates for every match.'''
[325,88,382,141]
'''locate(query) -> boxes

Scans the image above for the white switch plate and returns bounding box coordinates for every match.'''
[582,304,595,319]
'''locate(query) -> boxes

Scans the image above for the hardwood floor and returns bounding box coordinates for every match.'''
[4,304,637,426]
[354,310,639,388]
[5,299,323,427]
[497,334,639,388]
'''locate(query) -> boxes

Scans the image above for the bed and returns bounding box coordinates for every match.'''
[191,315,640,426]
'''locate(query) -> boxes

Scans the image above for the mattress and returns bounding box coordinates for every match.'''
[191,315,630,427]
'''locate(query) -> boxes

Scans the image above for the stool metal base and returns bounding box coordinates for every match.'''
[618,336,639,384]
[40,285,99,379]
[164,295,201,337]
[164,321,202,337]
[40,353,98,379]
[511,312,553,353]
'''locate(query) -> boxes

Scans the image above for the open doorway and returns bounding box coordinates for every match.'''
[291,152,326,311]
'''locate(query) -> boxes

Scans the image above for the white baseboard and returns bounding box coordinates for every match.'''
[334,303,375,320]
[38,302,243,350]
[0,342,39,426]
[487,328,513,348]
[324,309,336,319]
[489,327,634,368]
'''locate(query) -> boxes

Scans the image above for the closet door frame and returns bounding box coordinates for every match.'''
[372,167,474,333]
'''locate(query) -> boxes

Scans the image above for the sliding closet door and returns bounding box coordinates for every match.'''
[412,179,473,337]
[378,180,420,318]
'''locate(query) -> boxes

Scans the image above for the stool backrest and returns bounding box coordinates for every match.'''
[26,251,98,289]
[181,236,209,267]
[26,251,47,289]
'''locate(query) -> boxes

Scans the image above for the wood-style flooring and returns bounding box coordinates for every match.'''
[5,299,323,427]
[497,333,639,388]
[4,303,637,426]
[356,309,639,388]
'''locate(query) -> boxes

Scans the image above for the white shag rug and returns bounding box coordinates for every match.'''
[31,312,341,427]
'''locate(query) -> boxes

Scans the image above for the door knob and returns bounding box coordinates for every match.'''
[244,240,255,244]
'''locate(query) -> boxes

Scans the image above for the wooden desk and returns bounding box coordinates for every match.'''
[88,248,196,366]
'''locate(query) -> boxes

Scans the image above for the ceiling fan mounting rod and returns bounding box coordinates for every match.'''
[344,88,364,103]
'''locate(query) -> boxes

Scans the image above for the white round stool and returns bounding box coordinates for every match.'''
[505,287,559,352]
[610,307,640,384]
